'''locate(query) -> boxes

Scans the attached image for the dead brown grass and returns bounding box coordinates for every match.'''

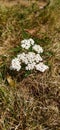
[0,0,49,8]
[0,0,60,130]
[0,0,30,7]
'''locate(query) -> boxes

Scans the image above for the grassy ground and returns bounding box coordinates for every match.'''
[0,0,60,130]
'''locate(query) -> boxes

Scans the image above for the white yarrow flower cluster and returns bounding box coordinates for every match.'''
[32,44,43,53]
[35,63,49,72]
[21,38,34,49]
[10,38,49,72]
[10,58,21,71]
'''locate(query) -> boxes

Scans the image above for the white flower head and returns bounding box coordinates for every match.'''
[35,63,49,72]
[33,44,43,53]
[10,38,49,73]
[21,39,31,50]
[21,38,34,50]
[10,58,21,71]
[21,42,31,50]
[26,52,35,63]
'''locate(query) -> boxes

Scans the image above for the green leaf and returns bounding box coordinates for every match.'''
[21,28,30,39]
[24,70,31,77]
[9,46,22,53]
